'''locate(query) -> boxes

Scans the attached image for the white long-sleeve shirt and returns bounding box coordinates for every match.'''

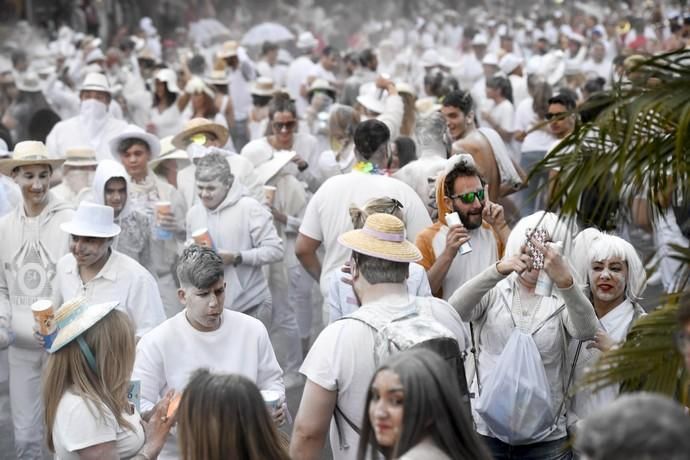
[132,309,284,460]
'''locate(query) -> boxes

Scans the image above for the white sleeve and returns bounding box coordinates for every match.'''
[54,396,118,451]
[255,323,285,398]
[128,271,166,337]
[299,324,342,391]
[298,188,324,241]
[241,203,284,266]
[402,189,433,241]
[132,334,167,413]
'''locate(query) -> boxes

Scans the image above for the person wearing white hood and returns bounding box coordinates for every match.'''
[109,128,187,317]
[45,72,132,161]
[80,158,153,272]
[186,153,284,329]
[0,141,74,460]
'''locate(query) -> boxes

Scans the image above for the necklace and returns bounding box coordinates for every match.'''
[353,161,389,175]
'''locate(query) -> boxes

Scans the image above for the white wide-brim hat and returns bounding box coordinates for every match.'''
[109,127,161,159]
[296,31,318,49]
[49,298,120,353]
[154,68,180,93]
[251,77,276,96]
[150,136,191,170]
[16,72,43,92]
[356,94,385,115]
[64,147,98,167]
[0,141,64,176]
[60,201,121,238]
[338,213,421,263]
[254,150,296,184]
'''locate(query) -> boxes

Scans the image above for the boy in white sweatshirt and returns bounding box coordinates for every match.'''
[0,141,74,460]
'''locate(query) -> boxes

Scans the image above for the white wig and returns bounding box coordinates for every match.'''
[571,227,605,286]
[504,211,579,259]
[587,234,646,301]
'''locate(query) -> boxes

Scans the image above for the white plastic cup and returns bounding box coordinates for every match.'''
[445,212,473,255]
[263,185,277,205]
[31,300,57,350]
[260,390,282,413]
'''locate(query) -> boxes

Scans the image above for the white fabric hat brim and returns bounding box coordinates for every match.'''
[254,151,296,184]
[109,130,161,159]
[60,221,121,238]
[49,301,119,353]
[0,158,65,176]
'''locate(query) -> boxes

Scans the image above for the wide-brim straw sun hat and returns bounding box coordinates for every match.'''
[0,141,64,176]
[217,40,239,59]
[338,213,422,263]
[49,297,120,353]
[307,78,335,95]
[109,127,161,159]
[60,201,121,238]
[150,135,191,170]
[251,76,276,96]
[204,69,229,87]
[171,118,229,150]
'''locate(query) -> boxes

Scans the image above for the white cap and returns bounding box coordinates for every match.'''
[471,34,489,46]
[85,48,105,63]
[296,31,318,49]
[356,94,385,115]
[499,53,523,75]
[482,54,499,66]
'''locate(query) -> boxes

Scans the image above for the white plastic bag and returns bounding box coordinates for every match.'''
[475,329,555,444]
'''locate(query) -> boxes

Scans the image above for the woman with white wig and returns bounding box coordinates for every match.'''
[567,230,647,432]
[448,211,598,459]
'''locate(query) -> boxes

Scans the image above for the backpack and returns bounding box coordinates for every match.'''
[333,297,470,449]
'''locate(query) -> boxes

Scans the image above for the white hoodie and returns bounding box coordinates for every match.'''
[186,180,284,312]
[0,193,74,349]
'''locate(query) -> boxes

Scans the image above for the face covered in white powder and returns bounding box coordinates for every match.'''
[589,256,628,305]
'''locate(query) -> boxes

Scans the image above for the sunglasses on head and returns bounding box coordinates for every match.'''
[545,111,568,121]
[450,189,485,204]
[272,121,297,131]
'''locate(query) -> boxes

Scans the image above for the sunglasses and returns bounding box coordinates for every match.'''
[545,111,568,121]
[449,189,485,204]
[272,121,297,132]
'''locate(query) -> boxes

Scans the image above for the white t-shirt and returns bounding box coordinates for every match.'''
[52,390,145,460]
[133,309,284,459]
[487,99,515,134]
[299,172,432,295]
[327,262,432,323]
[514,98,557,153]
[300,295,468,460]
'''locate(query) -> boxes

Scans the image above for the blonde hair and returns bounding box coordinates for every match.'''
[349,197,405,230]
[177,370,290,460]
[43,310,136,451]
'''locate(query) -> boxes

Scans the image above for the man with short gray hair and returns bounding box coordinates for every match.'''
[186,153,283,327]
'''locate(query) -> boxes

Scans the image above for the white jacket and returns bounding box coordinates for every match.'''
[186,180,284,312]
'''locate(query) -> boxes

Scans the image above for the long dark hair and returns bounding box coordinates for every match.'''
[357,349,491,460]
[486,75,513,104]
[177,369,289,460]
[268,91,297,120]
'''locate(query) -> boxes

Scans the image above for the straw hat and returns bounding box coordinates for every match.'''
[338,214,421,263]
[0,141,64,176]
[150,136,191,170]
[109,128,161,159]
[80,72,111,94]
[395,82,416,97]
[171,118,229,150]
[254,150,296,184]
[296,31,318,49]
[63,147,98,167]
[204,70,229,87]
[16,72,42,92]
[250,77,276,96]
[217,40,239,59]
[60,201,121,238]
[49,297,120,353]
[307,78,335,95]
[154,68,180,93]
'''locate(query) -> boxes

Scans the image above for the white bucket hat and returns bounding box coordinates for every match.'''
[154,68,180,93]
[296,31,318,49]
[80,72,111,94]
[109,127,161,159]
[60,202,121,238]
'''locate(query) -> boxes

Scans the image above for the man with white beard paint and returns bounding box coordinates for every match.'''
[45,73,132,160]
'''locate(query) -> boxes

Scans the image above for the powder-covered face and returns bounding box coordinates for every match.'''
[589,256,628,305]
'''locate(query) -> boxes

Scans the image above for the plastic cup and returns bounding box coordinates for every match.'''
[128,380,141,412]
[154,201,173,240]
[263,185,277,205]
[192,228,214,249]
[445,212,472,255]
[31,300,57,350]
[260,390,282,413]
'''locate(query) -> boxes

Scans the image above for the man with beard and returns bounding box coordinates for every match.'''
[416,155,510,299]
[46,73,132,161]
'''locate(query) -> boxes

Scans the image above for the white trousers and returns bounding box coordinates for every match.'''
[9,346,46,460]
